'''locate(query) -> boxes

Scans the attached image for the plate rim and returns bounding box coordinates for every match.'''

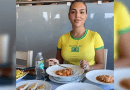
[85,69,114,85]
[55,82,103,90]
[16,71,29,81]
[46,64,84,78]
[49,75,84,83]
[16,80,52,90]
[52,76,79,82]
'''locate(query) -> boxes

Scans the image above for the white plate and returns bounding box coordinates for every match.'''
[114,68,130,90]
[46,64,84,78]
[16,80,52,90]
[0,86,15,90]
[85,69,114,85]
[49,74,84,83]
[55,83,103,90]
[53,76,79,82]
[16,72,28,81]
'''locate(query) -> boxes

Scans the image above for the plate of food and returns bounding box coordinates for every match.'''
[16,69,29,81]
[24,67,36,76]
[114,68,130,90]
[16,80,52,90]
[55,83,103,90]
[46,64,84,78]
[85,69,114,85]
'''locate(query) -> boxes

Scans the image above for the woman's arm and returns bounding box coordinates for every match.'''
[80,48,105,71]
[46,49,63,67]
[114,32,130,68]
[90,48,105,70]
[56,49,64,64]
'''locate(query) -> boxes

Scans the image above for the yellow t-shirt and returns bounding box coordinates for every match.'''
[114,1,130,60]
[57,29,104,66]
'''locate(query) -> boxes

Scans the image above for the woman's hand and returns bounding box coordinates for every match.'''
[46,58,59,67]
[80,60,90,71]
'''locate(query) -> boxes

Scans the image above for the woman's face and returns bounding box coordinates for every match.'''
[69,2,87,28]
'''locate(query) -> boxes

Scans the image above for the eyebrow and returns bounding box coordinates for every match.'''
[71,9,85,11]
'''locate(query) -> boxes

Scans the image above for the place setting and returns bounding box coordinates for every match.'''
[45,62,114,89]
[16,80,52,90]
[16,67,52,90]
[46,64,104,90]
[46,64,85,83]
[85,69,114,85]
[16,62,114,90]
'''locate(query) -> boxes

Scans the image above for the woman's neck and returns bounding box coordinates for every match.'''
[72,26,86,38]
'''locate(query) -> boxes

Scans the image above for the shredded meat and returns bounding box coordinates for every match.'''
[96,75,114,83]
[55,68,72,76]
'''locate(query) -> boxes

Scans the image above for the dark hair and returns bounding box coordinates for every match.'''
[69,0,87,14]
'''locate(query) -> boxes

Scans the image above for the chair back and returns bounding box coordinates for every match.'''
[16,50,33,68]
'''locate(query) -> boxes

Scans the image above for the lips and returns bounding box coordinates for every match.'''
[74,19,81,23]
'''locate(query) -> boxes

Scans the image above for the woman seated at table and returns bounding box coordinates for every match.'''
[47,0,105,71]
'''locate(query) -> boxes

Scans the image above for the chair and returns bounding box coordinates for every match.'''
[104,49,108,69]
[16,50,33,68]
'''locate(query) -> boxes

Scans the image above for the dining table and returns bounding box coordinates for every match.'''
[16,67,114,90]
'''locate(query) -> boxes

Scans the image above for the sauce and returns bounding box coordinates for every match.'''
[55,68,72,76]
[96,75,114,83]
[120,78,130,89]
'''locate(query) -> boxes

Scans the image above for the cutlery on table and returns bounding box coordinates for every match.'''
[54,62,69,69]
[49,59,77,74]
[45,58,68,69]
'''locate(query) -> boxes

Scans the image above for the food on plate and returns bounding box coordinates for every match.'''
[96,75,114,83]
[55,68,72,76]
[16,69,27,79]
[16,83,29,90]
[25,69,35,75]
[26,83,37,90]
[36,84,46,90]
[119,78,130,89]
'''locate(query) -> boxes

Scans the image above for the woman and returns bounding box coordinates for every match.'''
[114,1,130,68]
[47,1,104,71]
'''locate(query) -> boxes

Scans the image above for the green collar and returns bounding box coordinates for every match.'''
[70,29,88,40]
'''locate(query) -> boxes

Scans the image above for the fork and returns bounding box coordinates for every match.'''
[47,58,68,69]
[54,62,69,69]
